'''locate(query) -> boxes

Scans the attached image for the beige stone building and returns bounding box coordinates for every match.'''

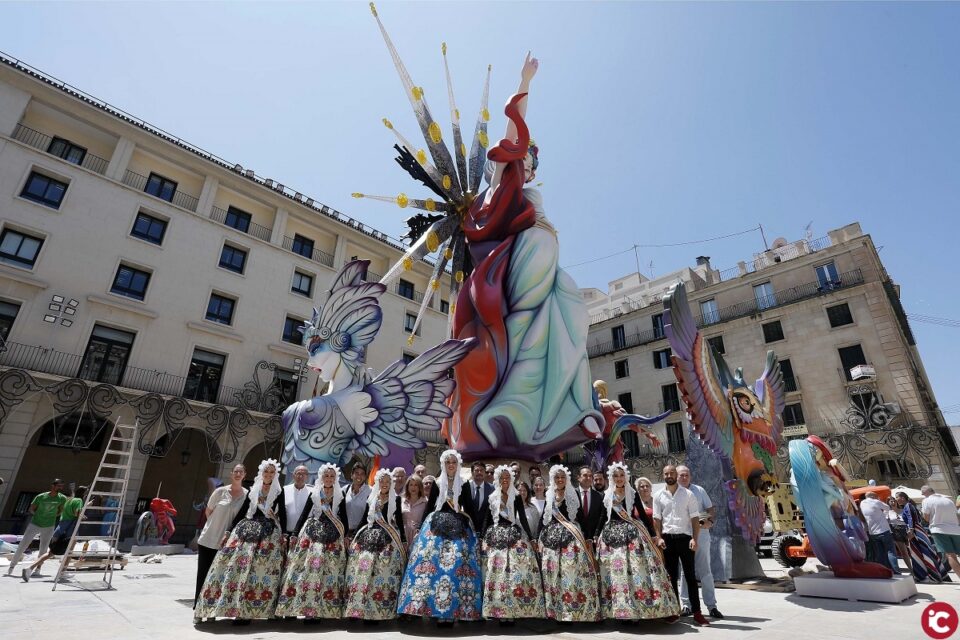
[0,54,450,540]
[582,223,958,495]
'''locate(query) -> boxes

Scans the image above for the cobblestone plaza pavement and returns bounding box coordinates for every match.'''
[1,555,956,639]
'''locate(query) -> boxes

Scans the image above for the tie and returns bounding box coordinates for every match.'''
[583,489,589,513]
[474,484,480,504]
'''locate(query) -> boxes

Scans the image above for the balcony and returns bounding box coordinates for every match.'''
[588,268,864,358]
[12,123,109,175]
[122,169,199,212]
[0,341,264,412]
[211,206,273,243]
[282,235,335,268]
[396,283,426,304]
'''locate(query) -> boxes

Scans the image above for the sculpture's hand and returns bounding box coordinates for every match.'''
[339,390,378,434]
[521,51,539,84]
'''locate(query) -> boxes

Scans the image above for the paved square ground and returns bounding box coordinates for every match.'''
[0,555,956,639]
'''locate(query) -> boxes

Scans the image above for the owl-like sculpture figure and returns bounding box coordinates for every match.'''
[664,282,785,543]
[281,260,475,472]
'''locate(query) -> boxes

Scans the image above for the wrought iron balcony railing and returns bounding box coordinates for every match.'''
[122,169,199,212]
[13,123,110,175]
[282,235,335,268]
[589,268,864,358]
[211,206,274,243]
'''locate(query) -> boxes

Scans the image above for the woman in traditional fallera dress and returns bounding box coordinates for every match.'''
[480,466,545,621]
[275,463,349,619]
[344,469,407,621]
[598,462,680,620]
[397,449,483,622]
[538,465,600,622]
[194,459,286,623]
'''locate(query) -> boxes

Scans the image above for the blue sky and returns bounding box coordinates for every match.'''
[2,1,958,419]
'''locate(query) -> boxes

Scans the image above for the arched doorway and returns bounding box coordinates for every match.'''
[2,412,112,528]
[241,439,283,486]
[138,429,220,544]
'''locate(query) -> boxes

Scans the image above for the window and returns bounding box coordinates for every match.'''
[652,313,664,339]
[837,344,867,381]
[398,279,415,300]
[218,244,247,274]
[614,359,629,379]
[274,368,298,406]
[780,358,798,393]
[617,392,634,414]
[876,458,917,478]
[21,171,67,208]
[77,324,135,385]
[291,271,313,297]
[666,421,686,453]
[662,384,681,412]
[0,300,21,341]
[404,312,420,335]
[440,299,450,314]
[0,229,44,268]
[783,403,805,427]
[707,335,725,355]
[206,293,236,325]
[827,303,853,328]
[110,264,151,301]
[653,348,672,370]
[762,320,784,343]
[130,211,167,245]
[47,137,87,165]
[144,172,177,202]
[401,352,417,364]
[611,324,626,349]
[282,316,304,344]
[291,234,314,259]
[183,349,225,403]
[815,261,839,289]
[700,299,719,325]
[224,206,251,233]
[753,282,775,310]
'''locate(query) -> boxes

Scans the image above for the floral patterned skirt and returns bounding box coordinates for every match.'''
[344,524,406,620]
[275,519,347,619]
[396,511,482,621]
[194,521,286,621]
[540,522,600,622]
[598,520,679,619]
[481,524,545,619]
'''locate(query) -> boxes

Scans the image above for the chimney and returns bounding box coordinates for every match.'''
[696,256,711,268]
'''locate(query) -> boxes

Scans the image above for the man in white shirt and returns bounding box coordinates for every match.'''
[344,463,371,536]
[282,465,312,536]
[653,465,708,627]
[860,491,899,573]
[677,465,722,619]
[921,485,960,578]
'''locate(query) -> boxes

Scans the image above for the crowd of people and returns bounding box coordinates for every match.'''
[192,452,725,627]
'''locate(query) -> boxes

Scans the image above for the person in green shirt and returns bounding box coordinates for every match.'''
[6,479,67,577]
[21,486,87,582]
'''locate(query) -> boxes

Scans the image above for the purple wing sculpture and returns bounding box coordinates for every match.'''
[664,281,785,543]
[281,260,476,472]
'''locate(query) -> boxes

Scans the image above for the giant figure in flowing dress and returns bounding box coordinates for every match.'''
[447,55,603,462]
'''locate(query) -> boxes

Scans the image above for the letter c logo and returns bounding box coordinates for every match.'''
[923,602,959,639]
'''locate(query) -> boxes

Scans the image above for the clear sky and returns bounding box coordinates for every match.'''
[2,1,958,421]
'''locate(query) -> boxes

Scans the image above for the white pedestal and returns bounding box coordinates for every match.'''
[129,544,184,556]
[793,571,917,603]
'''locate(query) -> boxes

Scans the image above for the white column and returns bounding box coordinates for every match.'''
[196,175,219,218]
[271,208,289,245]
[105,137,135,181]
[0,84,30,137]
[333,234,347,268]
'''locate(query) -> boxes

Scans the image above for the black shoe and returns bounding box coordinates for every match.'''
[680,606,692,617]
[709,608,724,619]
[231,619,251,626]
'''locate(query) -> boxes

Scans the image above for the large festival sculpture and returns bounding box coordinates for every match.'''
[788,435,893,578]
[347,3,603,462]
[281,260,476,472]
[664,282,784,543]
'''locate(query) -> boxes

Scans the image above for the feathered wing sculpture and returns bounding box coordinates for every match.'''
[588,382,669,469]
[281,260,477,472]
[664,282,785,543]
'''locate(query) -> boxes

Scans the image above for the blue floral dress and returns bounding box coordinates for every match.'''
[397,487,482,621]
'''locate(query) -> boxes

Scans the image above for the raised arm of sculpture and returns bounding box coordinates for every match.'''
[489,52,537,191]
[664,281,784,542]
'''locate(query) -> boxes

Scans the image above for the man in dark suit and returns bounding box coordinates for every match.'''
[577,466,605,540]
[466,461,493,532]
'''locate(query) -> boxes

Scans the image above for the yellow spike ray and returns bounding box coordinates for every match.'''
[407,238,453,340]
[442,39,469,192]
[468,63,493,193]
[382,119,447,190]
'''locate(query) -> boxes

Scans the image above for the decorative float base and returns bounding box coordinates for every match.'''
[129,544,184,556]
[793,571,917,603]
